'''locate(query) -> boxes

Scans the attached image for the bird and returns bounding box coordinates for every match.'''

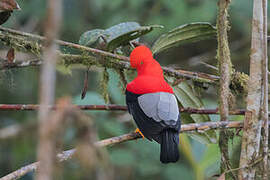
[125,45,181,163]
[0,0,20,25]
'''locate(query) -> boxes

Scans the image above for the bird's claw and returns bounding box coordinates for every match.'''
[135,128,145,139]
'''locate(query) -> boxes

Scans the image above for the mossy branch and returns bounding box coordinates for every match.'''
[239,0,267,178]
[0,26,218,84]
[1,120,263,180]
[216,0,235,179]
[0,26,252,94]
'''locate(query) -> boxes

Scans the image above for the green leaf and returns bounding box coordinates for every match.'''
[152,22,216,54]
[78,29,107,47]
[166,77,217,144]
[179,134,204,179]
[105,22,163,51]
[78,22,162,51]
[105,22,140,41]
[199,144,220,173]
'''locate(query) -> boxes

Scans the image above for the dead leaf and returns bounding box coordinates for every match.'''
[6,48,15,63]
[81,68,89,99]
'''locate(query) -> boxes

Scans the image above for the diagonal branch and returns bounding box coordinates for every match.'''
[0,120,250,180]
[0,26,218,84]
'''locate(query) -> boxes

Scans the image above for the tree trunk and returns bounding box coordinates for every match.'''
[238,0,267,179]
[216,0,234,179]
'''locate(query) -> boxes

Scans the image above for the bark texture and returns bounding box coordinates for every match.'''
[261,0,268,179]
[36,0,62,180]
[216,0,234,178]
[2,120,262,180]
[238,0,266,179]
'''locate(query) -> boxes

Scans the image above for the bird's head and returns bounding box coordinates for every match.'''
[129,45,153,69]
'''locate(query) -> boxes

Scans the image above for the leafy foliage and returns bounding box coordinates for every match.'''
[1,0,254,179]
[79,22,163,51]
[78,29,106,48]
[167,77,217,144]
[152,22,216,54]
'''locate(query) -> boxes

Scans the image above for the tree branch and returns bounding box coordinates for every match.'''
[0,120,251,180]
[36,0,62,179]
[216,0,235,179]
[0,26,218,84]
[261,0,268,179]
[0,59,42,70]
[0,103,249,115]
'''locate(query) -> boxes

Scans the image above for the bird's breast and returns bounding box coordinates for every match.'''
[126,76,173,94]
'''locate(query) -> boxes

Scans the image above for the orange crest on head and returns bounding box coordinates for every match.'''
[129,46,153,68]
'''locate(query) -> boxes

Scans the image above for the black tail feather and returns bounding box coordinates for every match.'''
[160,129,179,163]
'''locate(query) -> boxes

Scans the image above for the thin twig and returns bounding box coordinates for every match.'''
[0,26,130,62]
[0,120,251,180]
[199,62,218,71]
[0,59,42,70]
[0,53,219,85]
[224,156,264,175]
[0,162,40,180]
[0,104,248,115]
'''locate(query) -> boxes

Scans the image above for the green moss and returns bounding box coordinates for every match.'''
[115,69,127,93]
[230,70,249,95]
[100,68,110,104]
[80,52,97,67]
[0,32,42,56]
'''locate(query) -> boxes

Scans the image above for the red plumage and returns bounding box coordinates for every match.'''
[125,46,181,163]
[126,46,173,94]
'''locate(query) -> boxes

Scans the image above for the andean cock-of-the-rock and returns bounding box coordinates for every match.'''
[125,45,181,163]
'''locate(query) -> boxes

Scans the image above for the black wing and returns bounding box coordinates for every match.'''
[125,90,180,143]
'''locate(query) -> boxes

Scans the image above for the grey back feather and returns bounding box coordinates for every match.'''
[138,92,179,126]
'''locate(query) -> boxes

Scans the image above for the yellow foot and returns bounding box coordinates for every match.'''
[135,128,145,139]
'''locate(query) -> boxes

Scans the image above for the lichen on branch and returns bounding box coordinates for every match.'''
[0,26,218,84]
[216,0,235,179]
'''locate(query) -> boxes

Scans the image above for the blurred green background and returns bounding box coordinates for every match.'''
[0,0,262,179]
